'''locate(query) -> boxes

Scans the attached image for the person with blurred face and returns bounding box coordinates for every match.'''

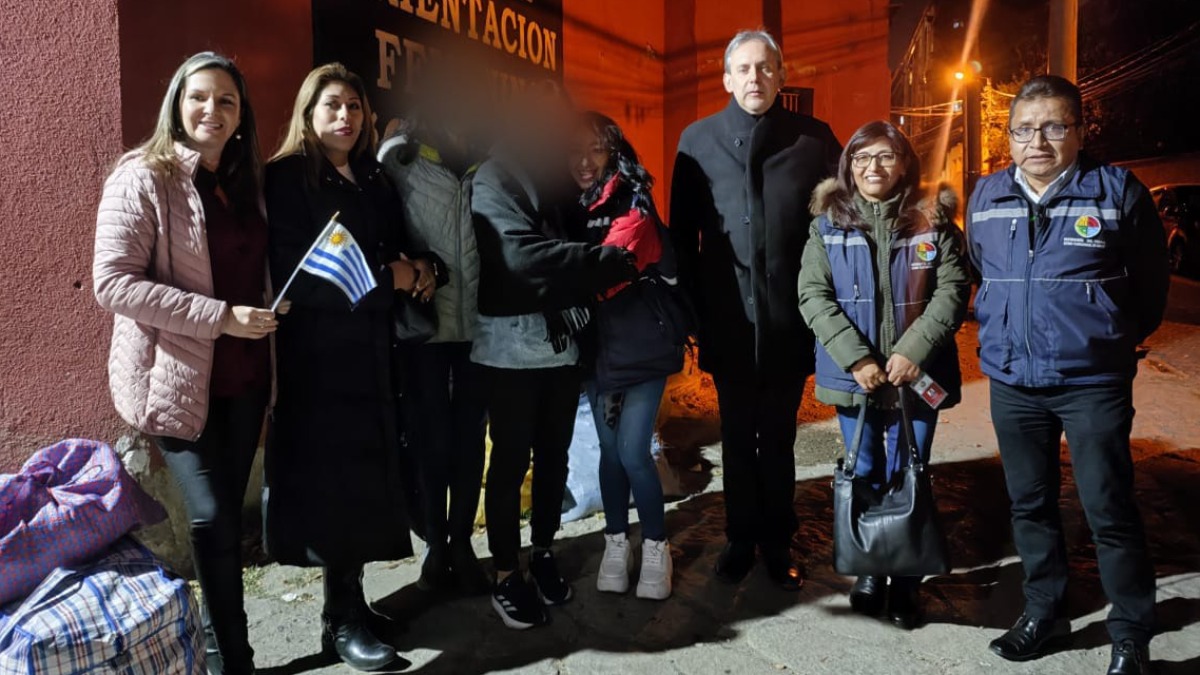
[378,60,492,598]
[966,75,1168,675]
[470,84,638,630]
[799,121,969,630]
[264,63,444,672]
[93,51,272,675]
[670,29,841,591]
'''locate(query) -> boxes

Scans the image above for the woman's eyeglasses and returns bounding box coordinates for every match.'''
[851,152,900,169]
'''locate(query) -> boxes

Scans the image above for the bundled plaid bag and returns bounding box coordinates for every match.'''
[0,438,167,606]
[0,537,203,674]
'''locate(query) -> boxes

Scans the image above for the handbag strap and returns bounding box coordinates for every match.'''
[898,387,924,469]
[840,402,870,478]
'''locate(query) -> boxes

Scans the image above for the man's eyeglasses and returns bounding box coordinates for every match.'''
[851,151,901,169]
[1008,123,1076,143]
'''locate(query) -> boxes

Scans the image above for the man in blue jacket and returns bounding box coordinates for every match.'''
[967,75,1168,675]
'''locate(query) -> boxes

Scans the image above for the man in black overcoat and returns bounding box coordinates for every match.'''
[670,29,841,590]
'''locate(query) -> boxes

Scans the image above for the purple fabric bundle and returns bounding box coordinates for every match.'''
[0,439,166,606]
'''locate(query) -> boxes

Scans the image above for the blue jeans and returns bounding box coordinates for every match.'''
[835,403,939,486]
[586,378,668,542]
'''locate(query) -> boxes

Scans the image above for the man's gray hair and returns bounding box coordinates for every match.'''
[723,29,783,73]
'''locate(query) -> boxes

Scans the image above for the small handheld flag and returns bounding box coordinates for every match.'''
[270,212,378,311]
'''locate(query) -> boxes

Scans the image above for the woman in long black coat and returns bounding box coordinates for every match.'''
[264,63,440,672]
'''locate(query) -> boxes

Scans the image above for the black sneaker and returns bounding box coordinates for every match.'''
[529,549,574,605]
[491,573,548,630]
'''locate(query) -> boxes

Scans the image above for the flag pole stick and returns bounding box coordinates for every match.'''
[269,211,340,313]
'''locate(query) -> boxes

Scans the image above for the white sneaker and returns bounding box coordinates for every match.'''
[597,533,631,593]
[637,539,673,600]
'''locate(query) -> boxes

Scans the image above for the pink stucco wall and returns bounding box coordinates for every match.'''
[0,0,313,472]
[0,0,125,470]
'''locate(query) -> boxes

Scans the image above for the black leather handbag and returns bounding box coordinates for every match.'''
[832,390,950,577]
[393,293,437,344]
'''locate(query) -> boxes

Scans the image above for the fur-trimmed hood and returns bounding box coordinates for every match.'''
[808,177,959,224]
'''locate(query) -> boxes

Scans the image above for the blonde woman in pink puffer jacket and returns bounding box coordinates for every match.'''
[92,52,275,675]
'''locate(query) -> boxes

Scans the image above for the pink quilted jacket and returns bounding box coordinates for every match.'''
[93,143,228,440]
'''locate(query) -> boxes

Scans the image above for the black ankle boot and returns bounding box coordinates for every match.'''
[321,614,398,672]
[321,565,398,671]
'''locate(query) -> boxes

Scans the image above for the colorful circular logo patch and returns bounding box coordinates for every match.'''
[916,241,937,262]
[1075,215,1102,239]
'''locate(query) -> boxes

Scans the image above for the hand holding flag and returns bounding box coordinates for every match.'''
[270,212,378,311]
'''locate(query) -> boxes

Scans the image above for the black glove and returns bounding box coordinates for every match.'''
[595,245,639,287]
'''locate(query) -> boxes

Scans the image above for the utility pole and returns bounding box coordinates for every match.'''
[965,74,982,200]
[1049,0,1079,80]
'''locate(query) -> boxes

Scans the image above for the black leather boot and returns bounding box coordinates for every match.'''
[321,566,398,672]
[200,593,254,675]
[320,613,399,672]
[848,576,886,616]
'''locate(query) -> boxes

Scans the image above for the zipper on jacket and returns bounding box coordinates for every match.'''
[1086,281,1094,303]
[455,180,466,339]
[1023,204,1046,384]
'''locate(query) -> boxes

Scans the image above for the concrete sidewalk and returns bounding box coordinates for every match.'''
[238,324,1200,674]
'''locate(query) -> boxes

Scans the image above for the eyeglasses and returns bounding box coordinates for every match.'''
[851,151,901,168]
[1008,123,1076,143]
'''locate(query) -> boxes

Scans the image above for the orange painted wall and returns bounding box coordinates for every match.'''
[779,2,891,143]
[562,1,667,208]
[662,1,890,219]
[117,0,314,156]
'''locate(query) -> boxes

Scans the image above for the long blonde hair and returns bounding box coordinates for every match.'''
[271,63,377,180]
[137,51,263,214]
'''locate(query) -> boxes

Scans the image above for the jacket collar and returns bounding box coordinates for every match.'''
[1000,154,1101,204]
[854,189,903,222]
[585,174,622,212]
[720,96,764,134]
[173,142,203,179]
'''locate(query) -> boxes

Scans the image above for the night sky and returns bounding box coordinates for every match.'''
[893,0,1200,162]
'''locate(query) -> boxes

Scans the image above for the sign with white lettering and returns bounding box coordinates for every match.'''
[312,0,563,132]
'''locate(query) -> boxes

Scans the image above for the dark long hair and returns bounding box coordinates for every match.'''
[827,120,925,232]
[272,63,377,185]
[577,111,654,207]
[137,52,263,215]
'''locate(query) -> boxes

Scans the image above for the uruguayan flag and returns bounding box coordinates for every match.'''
[299,221,378,305]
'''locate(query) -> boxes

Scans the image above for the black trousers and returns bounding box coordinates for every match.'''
[990,379,1155,644]
[156,389,268,672]
[711,373,805,546]
[406,342,488,549]
[483,365,580,572]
